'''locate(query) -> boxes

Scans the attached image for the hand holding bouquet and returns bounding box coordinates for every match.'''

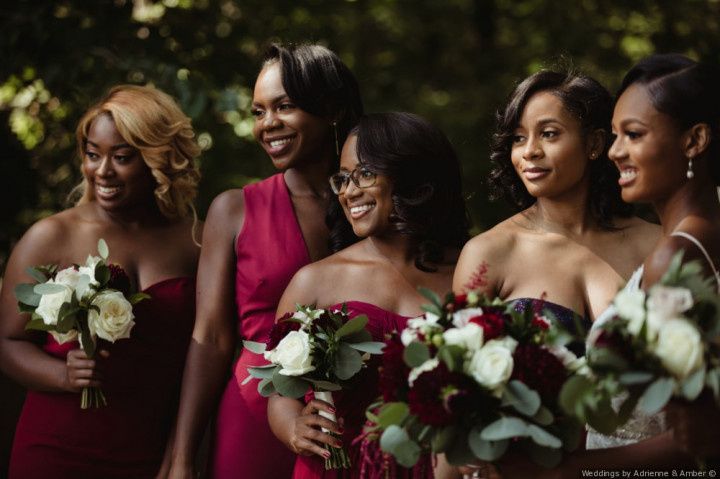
[14,239,149,408]
[371,289,584,469]
[560,251,720,434]
[243,304,385,469]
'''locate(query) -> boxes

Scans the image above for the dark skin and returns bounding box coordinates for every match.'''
[0,115,200,478]
[267,135,458,477]
[167,62,334,478]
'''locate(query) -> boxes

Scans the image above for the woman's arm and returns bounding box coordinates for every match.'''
[452,233,502,296]
[0,217,101,393]
[168,191,245,478]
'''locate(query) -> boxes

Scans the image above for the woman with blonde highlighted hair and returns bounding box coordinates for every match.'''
[0,84,202,478]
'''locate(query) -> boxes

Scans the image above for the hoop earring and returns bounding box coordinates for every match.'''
[687,157,694,179]
[333,121,340,157]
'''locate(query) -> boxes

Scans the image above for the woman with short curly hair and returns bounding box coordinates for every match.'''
[2,84,201,478]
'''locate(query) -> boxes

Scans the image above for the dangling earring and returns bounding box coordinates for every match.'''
[687,157,695,179]
[333,121,340,157]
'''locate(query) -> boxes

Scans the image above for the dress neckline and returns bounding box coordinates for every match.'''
[140,276,193,293]
[329,301,413,320]
[508,297,586,320]
[279,173,313,266]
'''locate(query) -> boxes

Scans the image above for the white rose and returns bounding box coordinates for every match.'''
[424,312,441,324]
[466,338,517,391]
[614,289,646,337]
[292,308,324,328]
[647,286,693,320]
[452,307,484,328]
[273,330,315,376]
[654,318,704,380]
[88,291,135,342]
[35,280,73,326]
[77,255,102,297]
[408,358,439,386]
[401,328,418,346]
[54,267,80,289]
[443,323,484,351]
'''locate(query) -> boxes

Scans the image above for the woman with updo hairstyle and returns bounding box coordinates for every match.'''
[579,53,720,470]
[268,112,469,479]
[454,69,659,345]
[168,43,363,479]
[1,84,201,478]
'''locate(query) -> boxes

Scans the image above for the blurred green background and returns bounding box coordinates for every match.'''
[2,0,720,472]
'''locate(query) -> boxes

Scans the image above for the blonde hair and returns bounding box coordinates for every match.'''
[73,84,201,220]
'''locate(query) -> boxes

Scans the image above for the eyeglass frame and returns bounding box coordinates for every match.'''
[328,166,378,195]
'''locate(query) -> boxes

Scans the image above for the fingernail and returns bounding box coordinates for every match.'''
[329,407,336,413]
[323,451,331,459]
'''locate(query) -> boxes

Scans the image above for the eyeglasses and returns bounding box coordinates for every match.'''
[328,167,377,195]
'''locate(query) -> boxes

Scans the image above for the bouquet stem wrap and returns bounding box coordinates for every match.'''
[314,390,350,470]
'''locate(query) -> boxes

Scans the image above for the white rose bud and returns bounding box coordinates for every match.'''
[654,318,704,380]
[54,267,80,289]
[614,289,647,338]
[35,280,73,326]
[292,308,324,328]
[443,323,484,351]
[546,345,581,371]
[452,307,484,328]
[466,338,517,391]
[274,330,315,376]
[647,286,693,320]
[408,358,440,387]
[88,291,135,342]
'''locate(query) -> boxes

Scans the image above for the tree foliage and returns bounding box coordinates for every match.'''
[2,0,720,272]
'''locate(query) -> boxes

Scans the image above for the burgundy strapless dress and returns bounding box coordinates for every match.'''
[210,173,310,479]
[292,301,409,479]
[9,277,195,479]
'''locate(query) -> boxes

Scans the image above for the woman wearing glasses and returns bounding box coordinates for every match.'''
[168,44,363,479]
[268,112,469,478]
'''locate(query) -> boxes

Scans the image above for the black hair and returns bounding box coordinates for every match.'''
[332,112,470,272]
[489,70,633,229]
[263,43,364,249]
[617,53,720,185]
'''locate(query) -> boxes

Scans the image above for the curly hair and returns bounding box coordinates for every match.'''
[333,112,470,272]
[262,43,364,251]
[488,70,632,229]
[73,84,201,219]
[618,54,720,186]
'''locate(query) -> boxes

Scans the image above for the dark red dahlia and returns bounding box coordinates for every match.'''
[267,312,301,350]
[511,344,567,403]
[453,294,468,309]
[408,362,480,427]
[310,310,336,334]
[379,334,410,402]
[108,264,132,295]
[469,311,506,341]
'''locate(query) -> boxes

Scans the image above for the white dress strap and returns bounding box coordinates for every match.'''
[671,230,720,291]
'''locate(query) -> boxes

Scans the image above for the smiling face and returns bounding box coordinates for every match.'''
[337,135,394,238]
[81,113,156,213]
[609,83,688,203]
[251,62,332,170]
[510,91,594,201]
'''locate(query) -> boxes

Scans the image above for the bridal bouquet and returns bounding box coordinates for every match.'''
[14,239,149,408]
[369,289,584,469]
[243,304,385,470]
[560,252,720,434]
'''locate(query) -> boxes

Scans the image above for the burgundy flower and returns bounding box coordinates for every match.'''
[267,312,300,350]
[108,264,131,295]
[453,294,468,309]
[593,329,634,363]
[379,334,410,402]
[310,310,336,334]
[511,344,567,403]
[408,362,480,427]
[469,311,506,341]
[531,315,550,330]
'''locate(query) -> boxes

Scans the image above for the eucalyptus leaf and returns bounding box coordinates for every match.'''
[393,439,422,468]
[586,396,620,435]
[343,329,372,344]
[306,379,342,391]
[272,369,310,398]
[348,341,385,354]
[247,365,276,379]
[588,347,629,370]
[380,425,411,454]
[421,304,443,318]
[638,377,676,415]
[559,374,594,416]
[468,428,508,461]
[504,380,541,416]
[128,292,151,304]
[418,286,442,308]
[681,368,705,401]
[619,371,654,385]
[377,402,409,428]
[526,424,562,448]
[532,406,554,426]
[706,368,720,399]
[258,377,276,397]
[33,283,68,295]
[97,238,109,259]
[243,340,267,354]
[480,417,529,441]
[335,343,363,380]
[94,264,110,286]
[14,283,41,307]
[25,266,49,283]
[24,317,54,332]
[403,341,430,368]
[335,314,369,339]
